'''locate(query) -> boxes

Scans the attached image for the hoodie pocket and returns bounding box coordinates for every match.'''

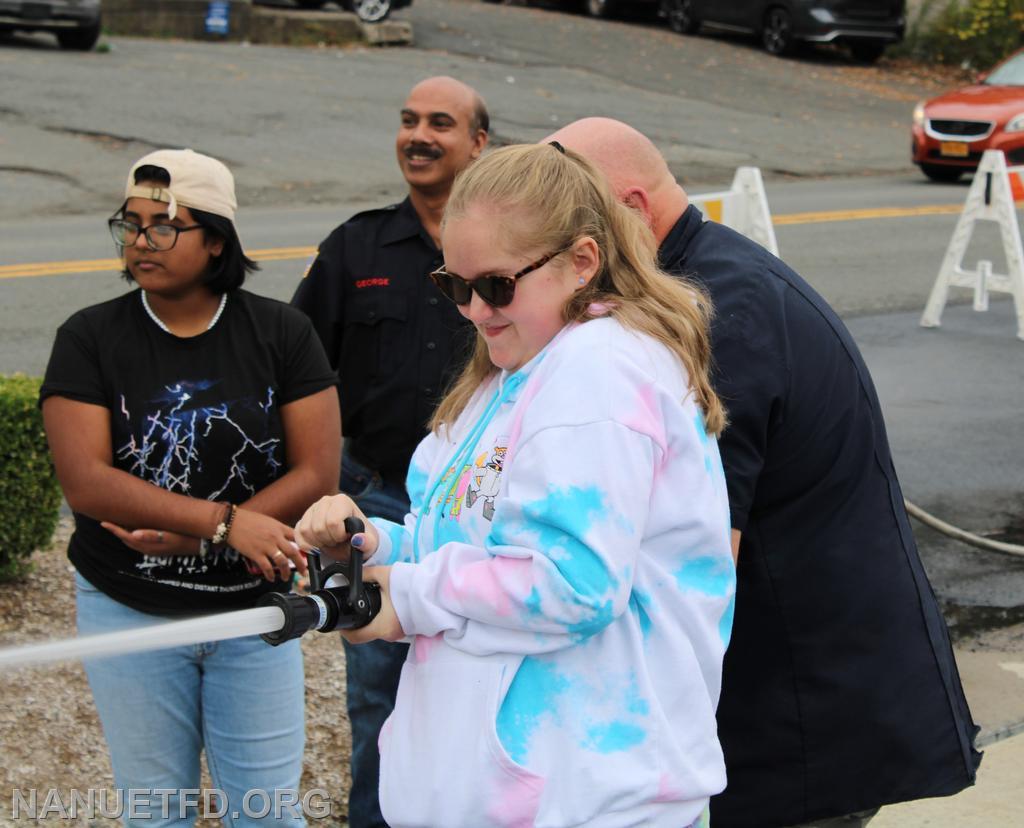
[379,652,544,828]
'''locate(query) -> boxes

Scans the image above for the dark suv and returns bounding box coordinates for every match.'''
[0,0,101,50]
[660,0,905,63]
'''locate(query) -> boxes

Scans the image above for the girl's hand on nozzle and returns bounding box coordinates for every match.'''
[340,566,405,645]
[294,494,379,561]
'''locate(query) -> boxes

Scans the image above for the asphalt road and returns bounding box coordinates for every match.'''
[1,0,948,221]
[0,173,983,375]
[2,1,1023,627]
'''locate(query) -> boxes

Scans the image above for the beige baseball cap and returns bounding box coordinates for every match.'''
[124,148,237,221]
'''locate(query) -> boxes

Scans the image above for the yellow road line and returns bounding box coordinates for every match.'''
[0,258,121,278]
[0,246,318,280]
[2,205,1002,280]
[773,204,964,225]
[250,245,317,262]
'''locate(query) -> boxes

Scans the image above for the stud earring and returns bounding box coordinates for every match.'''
[578,277,586,285]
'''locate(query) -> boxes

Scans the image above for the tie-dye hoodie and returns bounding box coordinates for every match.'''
[367,316,735,828]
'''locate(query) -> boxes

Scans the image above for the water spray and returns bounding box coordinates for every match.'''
[0,518,380,670]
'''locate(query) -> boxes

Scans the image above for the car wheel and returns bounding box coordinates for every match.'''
[850,41,886,64]
[585,0,616,19]
[295,0,327,8]
[56,20,100,51]
[343,0,392,21]
[661,0,699,34]
[761,6,793,56]
[920,164,963,183]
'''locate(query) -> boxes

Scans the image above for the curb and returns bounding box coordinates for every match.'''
[99,0,412,48]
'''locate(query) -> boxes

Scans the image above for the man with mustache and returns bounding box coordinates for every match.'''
[547,118,980,828]
[291,76,488,828]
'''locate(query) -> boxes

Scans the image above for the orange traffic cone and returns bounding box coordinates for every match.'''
[1010,169,1024,203]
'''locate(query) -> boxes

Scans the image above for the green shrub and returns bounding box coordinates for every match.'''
[898,0,1024,70]
[0,374,61,581]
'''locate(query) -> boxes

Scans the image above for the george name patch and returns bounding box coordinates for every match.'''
[355,277,390,289]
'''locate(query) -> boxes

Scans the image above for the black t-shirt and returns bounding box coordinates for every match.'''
[660,207,980,826]
[291,197,474,487]
[40,289,336,617]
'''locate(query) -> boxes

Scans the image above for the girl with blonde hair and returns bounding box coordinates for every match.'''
[296,142,734,828]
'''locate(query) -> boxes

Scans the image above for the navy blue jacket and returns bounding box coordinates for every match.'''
[660,206,980,827]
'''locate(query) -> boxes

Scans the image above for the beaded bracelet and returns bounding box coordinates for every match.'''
[211,502,237,545]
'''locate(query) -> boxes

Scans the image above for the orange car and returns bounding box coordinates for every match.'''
[912,48,1024,182]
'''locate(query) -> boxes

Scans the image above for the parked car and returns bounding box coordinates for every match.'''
[581,0,657,19]
[659,0,905,62]
[912,49,1024,182]
[292,0,410,23]
[0,0,101,50]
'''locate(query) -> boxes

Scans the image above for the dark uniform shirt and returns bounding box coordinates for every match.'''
[291,197,474,488]
[660,206,980,827]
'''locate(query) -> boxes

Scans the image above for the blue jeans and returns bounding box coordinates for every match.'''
[75,573,306,828]
[340,451,411,828]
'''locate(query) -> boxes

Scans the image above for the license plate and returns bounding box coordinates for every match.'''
[22,3,51,20]
[940,141,969,158]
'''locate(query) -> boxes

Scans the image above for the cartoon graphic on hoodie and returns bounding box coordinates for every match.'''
[467,441,507,520]
[433,461,472,519]
[367,317,734,828]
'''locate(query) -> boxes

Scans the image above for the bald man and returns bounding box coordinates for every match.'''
[292,77,488,828]
[549,118,980,828]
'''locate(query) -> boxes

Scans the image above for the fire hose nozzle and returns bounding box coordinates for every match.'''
[258,516,382,646]
[258,591,325,645]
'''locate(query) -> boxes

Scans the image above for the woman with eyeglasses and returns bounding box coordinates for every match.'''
[294,143,735,828]
[40,149,340,826]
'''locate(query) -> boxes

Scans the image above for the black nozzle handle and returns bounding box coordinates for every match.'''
[306,548,324,593]
[303,515,365,593]
[260,515,379,647]
[344,516,366,599]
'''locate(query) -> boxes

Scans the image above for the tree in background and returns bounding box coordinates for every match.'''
[901,0,1024,69]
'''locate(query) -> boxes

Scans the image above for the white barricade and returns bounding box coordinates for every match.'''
[690,166,779,257]
[920,149,1024,340]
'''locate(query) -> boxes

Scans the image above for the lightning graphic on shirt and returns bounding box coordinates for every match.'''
[116,380,281,577]
[117,381,281,498]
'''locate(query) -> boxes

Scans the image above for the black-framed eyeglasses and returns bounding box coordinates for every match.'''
[430,247,570,308]
[108,217,203,252]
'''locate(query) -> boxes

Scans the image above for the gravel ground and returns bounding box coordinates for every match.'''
[0,519,353,827]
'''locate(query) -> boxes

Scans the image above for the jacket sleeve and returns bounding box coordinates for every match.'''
[709,283,787,533]
[290,236,345,370]
[386,420,658,656]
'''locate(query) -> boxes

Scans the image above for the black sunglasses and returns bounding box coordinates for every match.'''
[430,247,570,308]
